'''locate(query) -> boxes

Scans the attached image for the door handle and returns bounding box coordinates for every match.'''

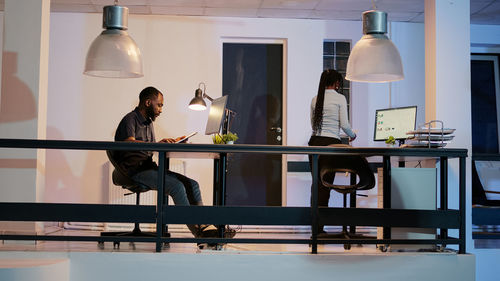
[270,127,282,133]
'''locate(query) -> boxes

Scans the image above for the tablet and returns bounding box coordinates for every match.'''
[175,131,197,143]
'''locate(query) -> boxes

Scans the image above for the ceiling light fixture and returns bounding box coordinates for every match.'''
[346,7,404,83]
[84,1,143,78]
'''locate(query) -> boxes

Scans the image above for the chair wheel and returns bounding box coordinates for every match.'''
[113,241,120,249]
[344,244,351,250]
[97,241,104,249]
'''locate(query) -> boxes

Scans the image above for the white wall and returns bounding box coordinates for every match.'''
[45,13,428,207]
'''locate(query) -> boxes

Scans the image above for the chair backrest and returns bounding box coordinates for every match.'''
[318,144,375,194]
[106,150,150,193]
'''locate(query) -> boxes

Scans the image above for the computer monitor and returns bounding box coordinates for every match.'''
[374,106,417,141]
[205,95,228,135]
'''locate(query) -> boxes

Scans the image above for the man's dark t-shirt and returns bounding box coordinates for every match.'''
[113,107,158,176]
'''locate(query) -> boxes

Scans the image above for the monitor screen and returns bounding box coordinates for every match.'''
[205,96,228,135]
[374,106,417,141]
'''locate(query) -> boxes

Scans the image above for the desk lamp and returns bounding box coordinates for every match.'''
[188,82,236,134]
[188,82,213,111]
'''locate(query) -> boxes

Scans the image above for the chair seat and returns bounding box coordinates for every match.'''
[318,144,375,194]
[315,144,377,249]
[111,169,151,194]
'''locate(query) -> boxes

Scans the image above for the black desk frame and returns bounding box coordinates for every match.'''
[0,139,467,253]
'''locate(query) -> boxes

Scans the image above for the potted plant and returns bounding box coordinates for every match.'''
[212,132,239,144]
[222,132,238,144]
[385,135,396,147]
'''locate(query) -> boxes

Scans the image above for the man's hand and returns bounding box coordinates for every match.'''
[159,138,176,143]
[175,136,187,143]
[159,136,186,143]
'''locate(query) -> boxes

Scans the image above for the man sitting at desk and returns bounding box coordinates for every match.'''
[113,86,218,238]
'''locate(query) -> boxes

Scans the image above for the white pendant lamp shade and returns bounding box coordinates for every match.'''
[84,5,143,78]
[346,10,404,83]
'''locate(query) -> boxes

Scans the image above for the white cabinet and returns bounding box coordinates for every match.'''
[377,167,437,251]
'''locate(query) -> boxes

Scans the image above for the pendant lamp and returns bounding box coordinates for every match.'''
[84,3,143,78]
[346,10,404,83]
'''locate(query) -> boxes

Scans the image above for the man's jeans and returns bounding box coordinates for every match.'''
[131,169,204,236]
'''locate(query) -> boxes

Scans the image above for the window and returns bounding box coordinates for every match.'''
[323,40,351,115]
[471,54,500,154]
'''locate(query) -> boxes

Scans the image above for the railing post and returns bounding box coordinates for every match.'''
[311,154,319,254]
[383,156,391,241]
[439,156,448,248]
[156,151,166,252]
[459,156,466,254]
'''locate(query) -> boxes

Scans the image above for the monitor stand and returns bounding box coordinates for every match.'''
[397,139,405,147]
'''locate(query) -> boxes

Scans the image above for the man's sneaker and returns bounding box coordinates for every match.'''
[199,225,219,238]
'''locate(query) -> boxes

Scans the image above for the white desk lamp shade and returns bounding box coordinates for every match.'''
[84,29,143,78]
[346,34,404,83]
[189,103,207,111]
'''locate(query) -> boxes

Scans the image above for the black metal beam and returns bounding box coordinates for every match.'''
[319,207,460,228]
[0,203,156,223]
[163,206,311,225]
[472,207,500,225]
[160,205,461,229]
[0,138,468,157]
[287,161,383,173]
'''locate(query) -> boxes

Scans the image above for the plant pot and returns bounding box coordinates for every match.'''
[226,141,234,144]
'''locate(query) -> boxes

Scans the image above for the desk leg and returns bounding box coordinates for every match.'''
[382,156,391,241]
[213,159,220,206]
[219,153,227,206]
[439,157,448,248]
[214,153,227,238]
[459,156,466,254]
[311,154,319,254]
[156,152,166,252]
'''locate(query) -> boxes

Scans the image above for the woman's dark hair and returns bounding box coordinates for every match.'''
[312,69,344,135]
[139,86,162,104]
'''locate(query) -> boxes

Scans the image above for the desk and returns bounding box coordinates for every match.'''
[0,139,467,253]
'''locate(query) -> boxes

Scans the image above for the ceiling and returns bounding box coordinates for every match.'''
[4,0,500,25]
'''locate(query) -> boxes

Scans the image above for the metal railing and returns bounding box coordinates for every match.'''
[0,138,468,253]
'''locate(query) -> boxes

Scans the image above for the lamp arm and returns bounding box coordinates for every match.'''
[203,93,214,102]
[198,82,214,102]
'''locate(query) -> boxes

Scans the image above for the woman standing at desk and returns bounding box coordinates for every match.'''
[309,69,356,234]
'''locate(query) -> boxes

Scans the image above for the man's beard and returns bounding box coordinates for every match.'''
[146,105,156,121]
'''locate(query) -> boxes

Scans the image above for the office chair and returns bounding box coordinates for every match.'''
[317,144,376,250]
[102,150,169,249]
